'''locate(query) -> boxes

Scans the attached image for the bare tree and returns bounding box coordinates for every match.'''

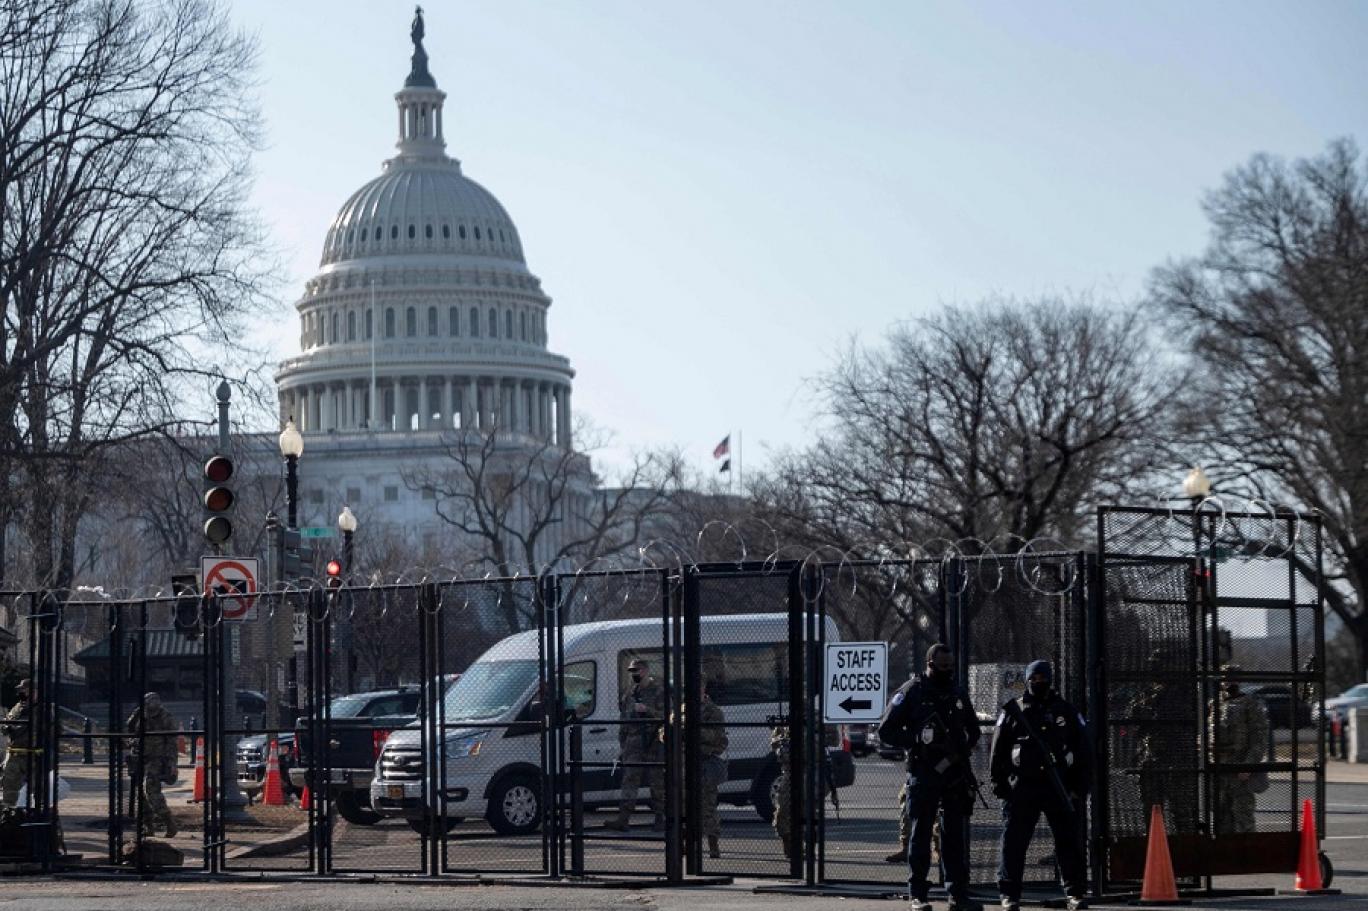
[0,0,274,590]
[401,420,683,633]
[1152,137,1368,680]
[753,296,1179,556]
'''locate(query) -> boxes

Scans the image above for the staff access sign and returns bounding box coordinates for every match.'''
[823,641,888,723]
[200,556,259,622]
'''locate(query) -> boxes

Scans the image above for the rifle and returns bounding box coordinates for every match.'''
[928,708,989,810]
[1002,698,1074,813]
[765,712,840,817]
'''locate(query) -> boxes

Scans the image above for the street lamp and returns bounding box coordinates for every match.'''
[278,417,304,528]
[338,505,358,574]
[1182,466,1212,501]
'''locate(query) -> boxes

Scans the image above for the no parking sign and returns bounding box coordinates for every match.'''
[200,556,259,621]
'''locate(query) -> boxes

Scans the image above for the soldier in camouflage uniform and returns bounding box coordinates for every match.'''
[606,658,665,830]
[770,722,792,858]
[1210,669,1269,834]
[666,679,729,857]
[0,679,35,807]
[125,692,179,837]
[1130,650,1198,836]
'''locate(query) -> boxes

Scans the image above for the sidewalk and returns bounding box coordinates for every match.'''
[1327,759,1368,784]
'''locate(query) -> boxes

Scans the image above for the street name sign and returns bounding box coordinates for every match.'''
[823,641,888,723]
[300,526,337,539]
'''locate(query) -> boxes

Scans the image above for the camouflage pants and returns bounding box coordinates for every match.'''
[696,780,720,838]
[1214,778,1256,834]
[618,748,664,817]
[772,768,791,852]
[137,765,171,831]
[898,781,940,860]
[0,754,30,807]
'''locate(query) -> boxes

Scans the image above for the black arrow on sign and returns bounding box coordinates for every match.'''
[838,696,872,714]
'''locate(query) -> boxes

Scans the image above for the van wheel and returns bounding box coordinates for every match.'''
[335,790,382,826]
[751,762,779,823]
[487,774,541,836]
[407,815,462,835]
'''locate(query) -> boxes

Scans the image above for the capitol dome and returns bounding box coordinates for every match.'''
[275,15,574,451]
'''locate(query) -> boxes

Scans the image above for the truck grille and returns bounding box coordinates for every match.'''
[380,745,423,781]
[238,746,263,764]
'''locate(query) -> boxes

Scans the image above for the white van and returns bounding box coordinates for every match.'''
[370,612,852,835]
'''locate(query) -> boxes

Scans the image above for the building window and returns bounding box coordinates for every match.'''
[469,306,479,338]
[375,226,383,240]
[346,229,353,243]
[427,307,437,336]
[442,224,450,239]
[405,307,416,337]
[474,226,481,240]
[385,308,395,338]
[347,311,356,341]
[458,224,467,239]
[365,310,373,340]
[425,224,433,239]
[505,310,513,339]
[520,311,527,340]
[488,307,498,339]
[391,225,398,240]
[384,486,399,502]
[499,228,506,242]
[407,224,415,239]
[449,306,459,336]
[315,315,324,346]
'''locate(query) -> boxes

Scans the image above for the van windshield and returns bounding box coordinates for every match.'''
[441,659,538,722]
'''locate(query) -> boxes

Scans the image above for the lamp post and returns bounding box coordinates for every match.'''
[278,417,304,529]
[338,505,358,575]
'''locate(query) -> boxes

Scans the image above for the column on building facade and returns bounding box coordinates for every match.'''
[508,378,520,435]
[560,385,572,449]
[444,377,455,429]
[541,384,552,442]
[464,376,477,430]
[484,377,497,430]
[296,388,308,431]
[500,379,512,431]
[419,378,431,430]
[311,384,322,432]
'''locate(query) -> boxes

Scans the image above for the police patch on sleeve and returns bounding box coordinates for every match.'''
[891,692,905,707]
[995,712,1006,727]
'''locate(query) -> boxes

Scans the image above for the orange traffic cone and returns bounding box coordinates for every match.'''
[190,736,207,803]
[1135,804,1188,905]
[299,784,311,810]
[261,739,286,806]
[1281,799,1339,895]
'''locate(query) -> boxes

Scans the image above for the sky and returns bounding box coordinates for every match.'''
[228,0,1368,478]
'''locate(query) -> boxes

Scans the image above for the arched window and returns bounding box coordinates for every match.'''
[385,308,396,338]
[469,306,480,337]
[424,224,433,239]
[427,307,437,336]
[347,311,356,341]
[520,311,527,341]
[499,228,506,242]
[488,307,498,339]
[458,224,467,239]
[448,306,459,336]
[474,226,482,240]
[315,314,324,346]
[390,225,398,240]
[505,310,513,338]
[331,313,338,343]
[365,310,373,340]
[405,307,416,337]
[374,226,383,240]
[442,224,450,239]
[407,224,416,239]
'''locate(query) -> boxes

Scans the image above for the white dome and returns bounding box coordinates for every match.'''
[321,161,525,267]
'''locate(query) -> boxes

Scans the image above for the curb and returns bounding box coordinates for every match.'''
[225,823,310,860]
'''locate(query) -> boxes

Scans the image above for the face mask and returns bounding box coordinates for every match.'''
[928,666,952,685]
[1028,681,1050,698]
[630,672,643,684]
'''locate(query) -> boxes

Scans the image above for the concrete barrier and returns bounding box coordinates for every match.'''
[1351,707,1368,763]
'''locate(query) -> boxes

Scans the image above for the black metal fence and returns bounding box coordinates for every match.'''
[0,506,1327,895]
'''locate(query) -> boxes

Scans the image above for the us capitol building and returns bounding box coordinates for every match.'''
[269,15,584,557]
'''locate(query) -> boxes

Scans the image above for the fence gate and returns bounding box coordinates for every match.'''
[1097,506,1326,889]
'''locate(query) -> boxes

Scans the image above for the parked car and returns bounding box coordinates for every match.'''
[1326,683,1368,724]
[291,676,460,826]
[848,723,874,758]
[237,732,297,800]
[876,725,904,761]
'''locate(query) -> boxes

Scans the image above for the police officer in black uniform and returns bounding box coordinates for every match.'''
[878,643,983,911]
[990,659,1091,911]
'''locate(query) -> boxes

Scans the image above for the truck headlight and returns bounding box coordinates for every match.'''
[447,733,487,758]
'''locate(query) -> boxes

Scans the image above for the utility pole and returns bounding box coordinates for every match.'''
[215,380,249,819]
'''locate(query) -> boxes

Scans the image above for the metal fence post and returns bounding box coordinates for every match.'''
[569,724,584,877]
[82,717,94,765]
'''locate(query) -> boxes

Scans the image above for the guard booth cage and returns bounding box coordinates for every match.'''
[0,505,1328,895]
[1095,505,1328,892]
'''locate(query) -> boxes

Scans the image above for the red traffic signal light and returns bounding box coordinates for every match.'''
[203,454,234,546]
[326,559,343,577]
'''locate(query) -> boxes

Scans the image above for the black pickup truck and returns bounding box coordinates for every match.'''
[292,688,422,825]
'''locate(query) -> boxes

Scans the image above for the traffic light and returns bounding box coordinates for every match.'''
[326,559,343,593]
[171,572,200,639]
[202,454,234,547]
